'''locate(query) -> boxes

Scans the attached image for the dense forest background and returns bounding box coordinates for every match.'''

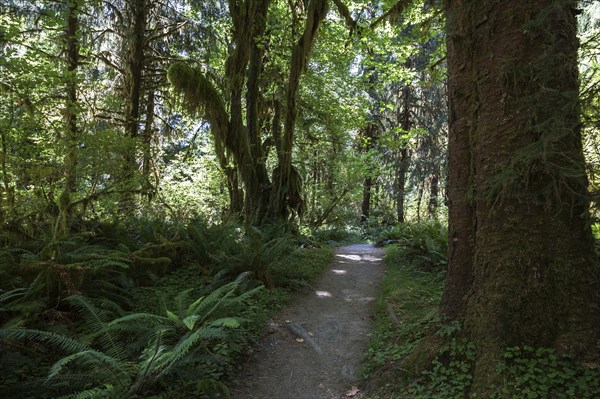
[1,0,599,397]
[0,1,598,230]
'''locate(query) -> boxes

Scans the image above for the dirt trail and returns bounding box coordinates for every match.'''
[231,244,386,399]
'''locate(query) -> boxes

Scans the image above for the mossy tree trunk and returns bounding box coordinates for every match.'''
[396,80,412,224]
[222,0,273,222]
[168,0,271,222]
[169,0,327,225]
[58,0,81,238]
[442,0,600,394]
[119,0,147,213]
[360,124,378,224]
[269,0,328,222]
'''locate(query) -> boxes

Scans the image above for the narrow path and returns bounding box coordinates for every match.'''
[231,244,386,399]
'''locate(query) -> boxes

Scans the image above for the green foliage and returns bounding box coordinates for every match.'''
[0,235,133,327]
[407,338,476,398]
[374,221,448,271]
[310,226,364,244]
[363,244,445,397]
[0,273,261,398]
[491,346,600,399]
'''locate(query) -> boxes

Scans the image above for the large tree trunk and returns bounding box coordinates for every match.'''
[442,0,600,394]
[120,0,147,213]
[440,0,475,321]
[58,0,80,237]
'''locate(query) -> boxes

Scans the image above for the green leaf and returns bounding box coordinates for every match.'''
[182,315,200,330]
[166,310,181,325]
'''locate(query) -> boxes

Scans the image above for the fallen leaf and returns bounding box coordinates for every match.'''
[285,319,291,324]
[295,338,304,343]
[345,386,360,397]
[318,383,325,389]
[307,331,314,337]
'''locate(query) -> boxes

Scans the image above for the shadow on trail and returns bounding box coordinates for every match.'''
[231,244,385,399]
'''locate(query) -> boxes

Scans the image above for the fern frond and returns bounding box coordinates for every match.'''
[155,326,229,378]
[173,288,195,317]
[206,317,240,328]
[191,281,239,323]
[56,385,117,399]
[0,328,89,353]
[48,350,133,390]
[136,330,168,386]
[64,295,123,358]
[105,312,172,339]
[0,287,27,304]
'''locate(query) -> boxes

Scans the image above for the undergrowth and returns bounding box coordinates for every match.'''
[362,244,445,398]
[364,222,600,399]
[0,219,333,398]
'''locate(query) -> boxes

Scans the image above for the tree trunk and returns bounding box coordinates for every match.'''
[142,88,154,202]
[120,0,147,213]
[270,0,328,222]
[361,176,372,224]
[427,173,439,217]
[442,0,600,394]
[395,148,409,223]
[58,0,80,237]
[360,123,378,225]
[396,81,411,224]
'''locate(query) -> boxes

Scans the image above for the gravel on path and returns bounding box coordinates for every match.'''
[231,244,386,399]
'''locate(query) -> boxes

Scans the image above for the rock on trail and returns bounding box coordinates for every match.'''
[231,244,386,399]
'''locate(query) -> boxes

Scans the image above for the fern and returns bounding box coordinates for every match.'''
[48,350,133,387]
[64,295,125,359]
[154,326,230,378]
[1,273,262,398]
[0,328,89,353]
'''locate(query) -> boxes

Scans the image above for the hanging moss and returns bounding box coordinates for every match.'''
[167,62,227,125]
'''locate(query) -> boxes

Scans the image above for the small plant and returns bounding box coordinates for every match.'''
[491,346,600,398]
[408,338,476,399]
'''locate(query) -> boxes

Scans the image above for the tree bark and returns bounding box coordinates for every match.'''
[361,176,372,224]
[360,123,378,224]
[270,0,329,221]
[58,0,80,237]
[427,173,439,217]
[396,80,411,223]
[395,148,409,223]
[120,0,147,213]
[442,0,600,393]
[142,88,154,202]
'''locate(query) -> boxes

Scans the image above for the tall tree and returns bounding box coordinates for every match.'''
[119,0,148,211]
[57,0,82,237]
[441,0,600,394]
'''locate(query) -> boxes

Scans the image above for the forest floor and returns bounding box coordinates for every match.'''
[231,244,386,399]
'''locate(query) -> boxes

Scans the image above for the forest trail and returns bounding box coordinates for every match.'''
[231,244,386,399]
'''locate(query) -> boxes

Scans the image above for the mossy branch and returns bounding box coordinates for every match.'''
[167,62,230,139]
